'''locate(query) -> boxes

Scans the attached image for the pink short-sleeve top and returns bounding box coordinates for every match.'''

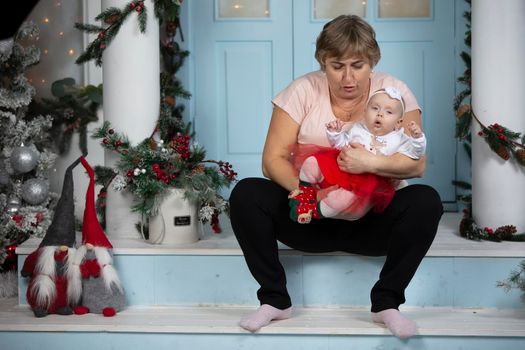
[272,70,421,147]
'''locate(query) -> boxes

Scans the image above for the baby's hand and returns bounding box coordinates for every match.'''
[326,120,344,132]
[408,121,423,138]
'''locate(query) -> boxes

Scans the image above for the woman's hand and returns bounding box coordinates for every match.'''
[337,143,375,174]
[337,143,425,178]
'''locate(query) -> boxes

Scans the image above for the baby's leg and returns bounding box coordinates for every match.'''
[319,188,356,218]
[299,156,324,184]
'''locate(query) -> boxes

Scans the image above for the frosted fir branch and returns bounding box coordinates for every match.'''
[0,83,35,110]
[14,22,39,42]
[0,110,16,126]
[36,150,57,173]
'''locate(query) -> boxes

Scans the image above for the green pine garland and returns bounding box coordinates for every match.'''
[75,0,183,66]
[75,0,149,66]
[454,0,525,242]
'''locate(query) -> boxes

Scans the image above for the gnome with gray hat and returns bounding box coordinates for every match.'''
[20,158,82,317]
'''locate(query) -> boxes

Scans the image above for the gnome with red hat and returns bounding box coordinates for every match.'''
[21,158,82,317]
[72,156,125,317]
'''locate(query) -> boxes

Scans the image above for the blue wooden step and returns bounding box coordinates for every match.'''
[16,213,525,309]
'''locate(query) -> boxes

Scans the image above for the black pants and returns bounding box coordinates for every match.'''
[229,177,443,312]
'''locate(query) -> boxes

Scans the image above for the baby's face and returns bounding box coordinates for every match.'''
[364,93,403,135]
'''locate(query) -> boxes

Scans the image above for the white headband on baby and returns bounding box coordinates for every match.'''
[370,86,405,115]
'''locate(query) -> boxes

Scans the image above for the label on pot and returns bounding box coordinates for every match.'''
[174,216,191,226]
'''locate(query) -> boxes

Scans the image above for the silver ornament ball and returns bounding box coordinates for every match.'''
[21,178,49,205]
[10,146,40,174]
[5,196,21,214]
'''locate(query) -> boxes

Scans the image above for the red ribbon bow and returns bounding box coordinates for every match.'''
[80,258,101,279]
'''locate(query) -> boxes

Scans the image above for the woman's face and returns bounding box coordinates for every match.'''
[324,56,372,100]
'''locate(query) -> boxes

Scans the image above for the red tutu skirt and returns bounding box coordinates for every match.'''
[290,144,395,214]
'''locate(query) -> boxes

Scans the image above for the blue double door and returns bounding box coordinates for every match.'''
[188,0,461,206]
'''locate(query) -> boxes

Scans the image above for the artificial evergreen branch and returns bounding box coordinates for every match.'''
[75,1,149,66]
[28,78,101,155]
[498,260,525,304]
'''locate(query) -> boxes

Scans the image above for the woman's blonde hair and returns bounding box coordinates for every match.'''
[315,15,381,70]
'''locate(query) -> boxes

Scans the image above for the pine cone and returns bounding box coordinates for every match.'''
[104,14,119,25]
[496,145,510,160]
[494,225,517,240]
[191,164,205,175]
[516,148,525,166]
[149,138,157,150]
[164,96,175,107]
[456,104,471,118]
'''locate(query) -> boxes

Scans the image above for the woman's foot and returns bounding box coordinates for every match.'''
[371,309,417,339]
[239,304,292,332]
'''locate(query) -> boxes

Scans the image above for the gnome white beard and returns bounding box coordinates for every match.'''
[75,245,123,294]
[66,247,82,305]
[31,246,58,308]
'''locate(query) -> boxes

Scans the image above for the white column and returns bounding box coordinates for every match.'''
[471,0,525,231]
[102,0,160,238]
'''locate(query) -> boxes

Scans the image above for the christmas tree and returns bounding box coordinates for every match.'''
[0,22,58,267]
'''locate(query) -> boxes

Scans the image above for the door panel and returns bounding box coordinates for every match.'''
[191,0,293,192]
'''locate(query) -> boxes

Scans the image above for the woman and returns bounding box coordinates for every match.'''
[229,15,443,339]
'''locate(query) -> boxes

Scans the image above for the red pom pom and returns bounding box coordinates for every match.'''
[80,264,90,278]
[74,306,90,315]
[102,307,116,317]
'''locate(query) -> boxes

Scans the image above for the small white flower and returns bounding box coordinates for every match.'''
[134,168,141,176]
[198,205,215,222]
[141,168,146,174]
[112,174,127,191]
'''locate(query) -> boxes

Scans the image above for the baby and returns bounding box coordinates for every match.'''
[289,86,426,223]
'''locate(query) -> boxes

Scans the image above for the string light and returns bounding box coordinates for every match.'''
[68,49,75,56]
[43,49,49,55]
[59,31,64,37]
[43,17,50,24]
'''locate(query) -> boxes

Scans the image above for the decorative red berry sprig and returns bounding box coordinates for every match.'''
[465,108,525,166]
[210,211,221,233]
[130,0,145,13]
[217,161,238,182]
[172,133,190,160]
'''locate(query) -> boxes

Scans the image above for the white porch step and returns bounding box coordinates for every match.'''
[1,297,525,350]
[16,213,525,258]
[1,297,524,337]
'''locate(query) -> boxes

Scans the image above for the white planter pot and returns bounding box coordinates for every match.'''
[148,189,201,244]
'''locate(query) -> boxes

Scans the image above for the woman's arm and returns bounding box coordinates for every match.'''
[262,106,301,191]
[337,110,426,178]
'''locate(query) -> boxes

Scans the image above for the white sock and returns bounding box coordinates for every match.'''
[299,157,324,184]
[239,304,292,332]
[319,201,338,217]
[371,309,418,339]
